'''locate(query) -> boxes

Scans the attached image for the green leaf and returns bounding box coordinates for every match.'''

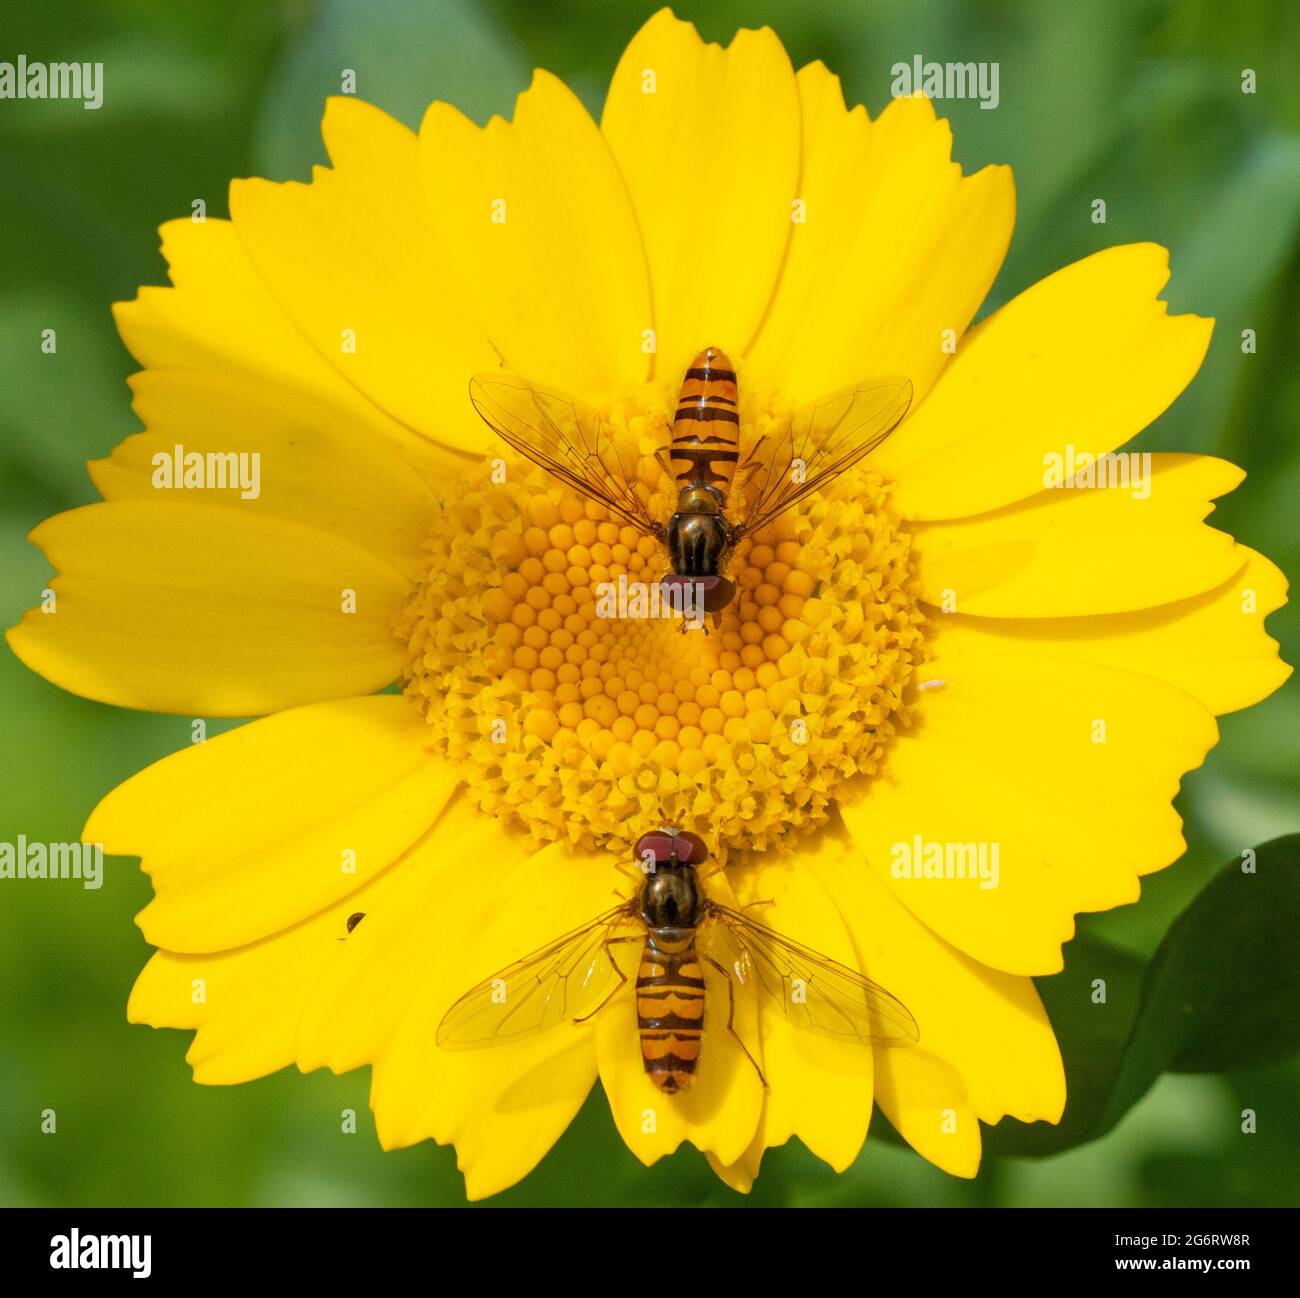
[982,835,1300,1157]
[255,0,529,180]
[1136,841,1300,1076]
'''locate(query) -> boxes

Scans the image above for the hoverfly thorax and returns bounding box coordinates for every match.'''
[639,864,705,933]
[636,874,697,951]
[675,483,724,515]
[666,484,728,576]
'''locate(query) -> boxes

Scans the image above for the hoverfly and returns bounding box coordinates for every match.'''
[469,348,912,619]
[437,828,919,1093]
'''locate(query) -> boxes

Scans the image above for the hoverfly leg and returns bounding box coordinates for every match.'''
[742,898,775,913]
[704,954,768,1090]
[698,857,726,884]
[612,858,643,884]
[572,936,637,1025]
[738,434,768,477]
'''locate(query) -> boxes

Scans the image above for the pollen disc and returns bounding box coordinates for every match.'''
[399,383,927,860]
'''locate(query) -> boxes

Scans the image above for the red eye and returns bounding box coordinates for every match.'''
[672,831,709,864]
[700,576,735,613]
[633,832,676,866]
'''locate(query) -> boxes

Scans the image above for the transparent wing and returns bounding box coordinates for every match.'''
[732,376,912,543]
[469,373,665,538]
[437,903,637,1049]
[705,903,919,1046]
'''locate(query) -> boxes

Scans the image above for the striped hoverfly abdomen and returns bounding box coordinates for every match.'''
[667,346,741,497]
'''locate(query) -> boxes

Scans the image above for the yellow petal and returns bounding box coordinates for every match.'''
[725,858,874,1174]
[748,69,1015,406]
[126,824,437,1085]
[89,369,437,577]
[372,837,614,1200]
[875,244,1214,521]
[114,217,331,388]
[420,71,650,401]
[7,502,409,715]
[874,1047,982,1178]
[911,454,1244,616]
[840,653,1219,974]
[706,1145,762,1194]
[595,871,764,1169]
[297,792,542,1077]
[929,546,1291,716]
[85,697,456,951]
[805,830,1064,1128]
[230,97,497,454]
[451,1037,598,1201]
[601,9,799,383]
[112,217,448,479]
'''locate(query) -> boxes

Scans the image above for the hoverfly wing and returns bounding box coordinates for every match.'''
[731,376,912,544]
[705,903,919,1046]
[469,373,665,539]
[436,903,637,1049]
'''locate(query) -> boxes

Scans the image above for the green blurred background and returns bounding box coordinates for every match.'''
[1,0,1297,1207]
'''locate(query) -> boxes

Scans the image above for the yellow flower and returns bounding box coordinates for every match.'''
[7,9,1289,1199]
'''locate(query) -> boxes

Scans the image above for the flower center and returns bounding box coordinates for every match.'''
[399,381,927,860]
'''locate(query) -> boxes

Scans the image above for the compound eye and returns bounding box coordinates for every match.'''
[701,576,735,613]
[634,832,676,870]
[672,831,709,865]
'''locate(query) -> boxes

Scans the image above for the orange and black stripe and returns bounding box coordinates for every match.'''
[636,938,705,1094]
[668,346,740,494]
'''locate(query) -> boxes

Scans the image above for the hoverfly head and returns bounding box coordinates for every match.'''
[633,827,709,873]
